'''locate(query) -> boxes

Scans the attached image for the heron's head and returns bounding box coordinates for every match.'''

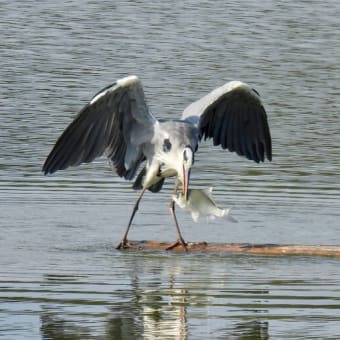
[179,146,194,201]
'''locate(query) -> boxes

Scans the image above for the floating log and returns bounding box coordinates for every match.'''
[122,240,340,257]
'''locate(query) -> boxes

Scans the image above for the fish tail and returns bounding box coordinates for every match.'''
[222,208,238,223]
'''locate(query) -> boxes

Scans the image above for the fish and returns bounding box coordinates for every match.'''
[172,187,237,223]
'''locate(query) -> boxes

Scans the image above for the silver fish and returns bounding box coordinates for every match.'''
[172,187,237,223]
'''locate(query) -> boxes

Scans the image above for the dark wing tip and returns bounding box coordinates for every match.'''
[42,149,59,175]
[266,137,272,162]
[42,162,53,175]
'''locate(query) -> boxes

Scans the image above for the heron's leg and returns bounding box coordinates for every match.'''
[166,178,188,252]
[116,188,146,249]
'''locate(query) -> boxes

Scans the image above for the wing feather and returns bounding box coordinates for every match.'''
[232,103,242,156]
[43,76,156,178]
[182,81,272,163]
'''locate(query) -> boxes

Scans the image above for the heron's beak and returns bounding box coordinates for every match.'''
[182,165,191,201]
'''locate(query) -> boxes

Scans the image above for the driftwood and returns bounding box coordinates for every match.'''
[122,240,340,257]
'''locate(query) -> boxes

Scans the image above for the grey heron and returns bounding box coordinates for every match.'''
[42,75,272,251]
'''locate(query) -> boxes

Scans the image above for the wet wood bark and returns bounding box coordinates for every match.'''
[121,241,340,257]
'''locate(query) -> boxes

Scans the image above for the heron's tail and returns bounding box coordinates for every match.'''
[132,167,165,193]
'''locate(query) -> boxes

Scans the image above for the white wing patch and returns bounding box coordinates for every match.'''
[90,75,140,105]
[117,75,139,87]
[90,84,117,104]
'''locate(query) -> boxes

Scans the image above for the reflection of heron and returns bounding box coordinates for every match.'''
[43,75,272,250]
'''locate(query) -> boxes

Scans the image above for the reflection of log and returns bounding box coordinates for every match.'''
[123,241,340,257]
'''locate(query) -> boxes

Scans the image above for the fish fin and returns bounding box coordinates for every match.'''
[191,211,200,223]
[172,195,186,209]
[222,208,238,223]
[202,187,214,200]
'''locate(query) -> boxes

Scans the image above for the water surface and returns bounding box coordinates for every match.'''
[1,0,340,338]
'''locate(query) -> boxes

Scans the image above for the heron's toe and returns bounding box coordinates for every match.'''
[116,239,130,250]
[166,240,188,252]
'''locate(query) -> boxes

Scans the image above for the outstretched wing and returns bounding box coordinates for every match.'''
[181,81,272,163]
[43,75,157,179]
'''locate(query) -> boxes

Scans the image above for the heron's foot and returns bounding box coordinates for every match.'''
[116,239,130,250]
[166,239,188,252]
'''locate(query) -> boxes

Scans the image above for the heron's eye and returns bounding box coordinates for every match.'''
[163,138,172,152]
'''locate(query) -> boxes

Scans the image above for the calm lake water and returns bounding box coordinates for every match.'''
[1,0,340,339]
